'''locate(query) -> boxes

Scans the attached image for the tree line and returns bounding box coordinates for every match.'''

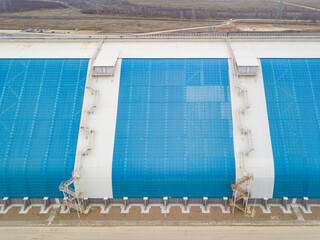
[61,0,319,22]
[0,0,66,13]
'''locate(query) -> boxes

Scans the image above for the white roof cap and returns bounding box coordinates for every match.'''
[233,46,259,67]
[93,45,120,67]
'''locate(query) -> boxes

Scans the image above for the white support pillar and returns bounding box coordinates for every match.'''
[228,57,275,198]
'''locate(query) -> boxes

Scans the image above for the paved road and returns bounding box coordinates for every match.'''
[1,226,320,240]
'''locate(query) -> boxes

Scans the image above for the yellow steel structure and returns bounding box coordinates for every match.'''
[59,177,85,216]
[230,175,253,215]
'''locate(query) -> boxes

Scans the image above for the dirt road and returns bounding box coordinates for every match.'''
[136,20,232,35]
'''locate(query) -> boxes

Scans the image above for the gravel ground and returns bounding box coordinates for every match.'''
[0,207,51,221]
[0,205,306,223]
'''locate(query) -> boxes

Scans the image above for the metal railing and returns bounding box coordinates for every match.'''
[1,31,320,41]
[104,32,320,38]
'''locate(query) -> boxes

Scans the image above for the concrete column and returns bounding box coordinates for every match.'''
[143,197,149,211]
[223,197,228,211]
[183,197,188,211]
[103,197,109,211]
[282,197,289,211]
[163,197,168,210]
[263,197,268,211]
[303,197,309,211]
[3,197,11,211]
[123,197,129,211]
[43,197,50,211]
[63,197,68,211]
[23,197,31,211]
[83,198,89,210]
[203,197,208,211]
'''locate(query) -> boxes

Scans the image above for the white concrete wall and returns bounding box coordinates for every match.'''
[104,41,229,59]
[0,40,319,59]
[0,42,97,58]
[229,60,275,198]
[77,59,122,198]
[231,41,320,59]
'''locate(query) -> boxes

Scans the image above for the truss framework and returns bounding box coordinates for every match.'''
[59,177,84,217]
[230,174,253,215]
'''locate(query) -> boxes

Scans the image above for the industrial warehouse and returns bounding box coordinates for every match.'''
[0,33,320,224]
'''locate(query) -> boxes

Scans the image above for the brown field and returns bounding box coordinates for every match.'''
[0,0,66,13]
[0,7,214,32]
[0,0,319,33]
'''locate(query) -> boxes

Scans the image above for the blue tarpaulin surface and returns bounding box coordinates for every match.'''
[261,58,320,198]
[0,59,89,198]
[112,59,235,198]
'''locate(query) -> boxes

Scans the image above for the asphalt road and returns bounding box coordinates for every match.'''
[1,226,320,240]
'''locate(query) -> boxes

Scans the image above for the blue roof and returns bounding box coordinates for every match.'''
[112,59,235,198]
[0,59,89,198]
[262,58,320,198]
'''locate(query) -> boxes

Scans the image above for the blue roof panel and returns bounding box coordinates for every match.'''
[0,59,88,198]
[112,59,235,198]
[261,58,320,198]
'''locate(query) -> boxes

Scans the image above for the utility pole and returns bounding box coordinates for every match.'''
[86,1,100,31]
[180,10,184,32]
[208,18,213,33]
[274,0,283,25]
[190,2,196,35]
[192,5,196,26]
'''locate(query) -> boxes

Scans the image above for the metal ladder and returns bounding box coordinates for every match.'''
[226,38,254,215]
